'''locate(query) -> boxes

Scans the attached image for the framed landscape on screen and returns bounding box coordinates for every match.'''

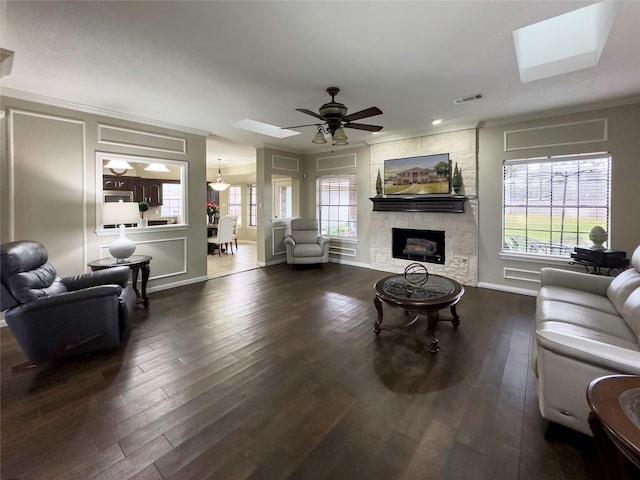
[384,153,451,195]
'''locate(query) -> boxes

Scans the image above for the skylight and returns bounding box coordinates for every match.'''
[513,1,617,83]
[233,119,301,139]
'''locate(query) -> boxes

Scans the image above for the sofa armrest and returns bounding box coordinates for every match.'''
[541,267,612,296]
[318,235,330,247]
[536,328,640,374]
[284,236,295,247]
[62,266,130,291]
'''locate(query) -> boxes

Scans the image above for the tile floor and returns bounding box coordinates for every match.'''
[207,240,260,278]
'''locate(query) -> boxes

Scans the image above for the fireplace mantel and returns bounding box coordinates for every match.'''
[370,195,466,213]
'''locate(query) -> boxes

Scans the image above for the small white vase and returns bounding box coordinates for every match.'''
[139,218,148,228]
[109,224,136,261]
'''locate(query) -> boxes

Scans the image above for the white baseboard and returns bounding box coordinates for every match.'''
[147,275,209,293]
[477,281,537,297]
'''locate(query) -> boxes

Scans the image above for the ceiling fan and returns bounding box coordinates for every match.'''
[285,87,383,143]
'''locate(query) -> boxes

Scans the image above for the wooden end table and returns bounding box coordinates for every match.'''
[587,374,640,480]
[373,273,464,354]
[88,255,152,308]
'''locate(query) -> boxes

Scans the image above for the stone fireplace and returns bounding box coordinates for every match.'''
[369,129,478,286]
[392,228,445,264]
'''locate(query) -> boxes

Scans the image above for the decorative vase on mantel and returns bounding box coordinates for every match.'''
[452,163,462,194]
[375,169,383,197]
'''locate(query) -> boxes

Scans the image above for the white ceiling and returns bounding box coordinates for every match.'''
[2,1,639,168]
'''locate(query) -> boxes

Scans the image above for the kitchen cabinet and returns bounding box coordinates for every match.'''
[104,176,178,207]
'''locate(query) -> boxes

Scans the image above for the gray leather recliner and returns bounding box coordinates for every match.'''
[1,240,137,363]
[284,218,330,265]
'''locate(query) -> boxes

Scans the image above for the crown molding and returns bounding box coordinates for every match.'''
[364,122,480,146]
[481,95,640,129]
[0,88,211,136]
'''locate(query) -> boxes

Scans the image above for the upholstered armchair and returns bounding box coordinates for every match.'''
[284,218,330,265]
[1,240,137,363]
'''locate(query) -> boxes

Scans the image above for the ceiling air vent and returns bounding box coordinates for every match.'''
[452,93,483,105]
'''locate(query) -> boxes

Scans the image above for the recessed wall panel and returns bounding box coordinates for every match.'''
[9,110,86,276]
[98,124,186,154]
[504,118,607,151]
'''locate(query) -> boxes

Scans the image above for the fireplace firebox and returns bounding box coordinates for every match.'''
[392,228,445,264]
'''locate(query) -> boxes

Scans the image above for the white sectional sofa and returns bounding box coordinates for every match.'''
[532,245,640,435]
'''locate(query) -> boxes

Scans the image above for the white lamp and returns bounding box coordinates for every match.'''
[144,163,170,172]
[102,201,140,262]
[209,158,230,191]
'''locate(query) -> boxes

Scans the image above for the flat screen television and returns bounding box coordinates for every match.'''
[383,153,451,195]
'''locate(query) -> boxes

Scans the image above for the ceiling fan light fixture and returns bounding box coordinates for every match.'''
[332,127,349,145]
[312,129,327,144]
[210,159,230,191]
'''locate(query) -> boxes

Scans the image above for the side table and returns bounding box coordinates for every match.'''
[587,374,640,480]
[88,255,152,308]
[570,247,630,275]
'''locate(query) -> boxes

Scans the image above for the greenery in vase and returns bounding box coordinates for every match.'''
[138,201,150,218]
[452,163,462,192]
[375,169,383,197]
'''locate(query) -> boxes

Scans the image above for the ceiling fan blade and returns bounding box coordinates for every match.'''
[295,108,326,121]
[281,123,322,129]
[343,107,382,122]
[344,122,383,132]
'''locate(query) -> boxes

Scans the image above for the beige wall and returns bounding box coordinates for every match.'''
[1,96,208,290]
[303,145,371,266]
[255,146,303,266]
[207,162,258,242]
[478,102,640,294]
[4,94,637,296]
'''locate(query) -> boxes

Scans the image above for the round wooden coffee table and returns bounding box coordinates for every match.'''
[373,273,464,354]
[587,374,640,479]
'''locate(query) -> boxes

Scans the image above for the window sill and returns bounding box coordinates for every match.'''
[95,224,189,236]
[499,252,571,265]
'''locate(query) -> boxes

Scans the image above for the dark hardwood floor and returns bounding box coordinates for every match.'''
[1,263,605,480]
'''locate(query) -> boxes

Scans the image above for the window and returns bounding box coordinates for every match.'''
[228,185,242,226]
[161,183,182,220]
[503,153,610,256]
[96,152,187,230]
[317,175,358,238]
[248,184,257,227]
[273,180,292,218]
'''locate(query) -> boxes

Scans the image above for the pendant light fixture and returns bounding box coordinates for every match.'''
[210,158,230,191]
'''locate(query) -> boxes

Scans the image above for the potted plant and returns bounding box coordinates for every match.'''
[138,201,150,227]
[452,163,462,194]
[375,169,383,197]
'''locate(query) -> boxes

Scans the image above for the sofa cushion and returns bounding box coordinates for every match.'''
[538,321,640,352]
[537,300,636,341]
[291,244,324,258]
[607,268,640,314]
[292,230,320,244]
[621,288,640,339]
[538,286,619,316]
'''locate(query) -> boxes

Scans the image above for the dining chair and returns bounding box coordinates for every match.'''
[231,215,238,250]
[207,215,234,255]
